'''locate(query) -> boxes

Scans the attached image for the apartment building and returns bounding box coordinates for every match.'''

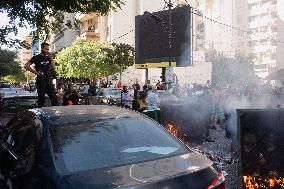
[20,35,32,66]
[246,0,278,78]
[51,13,77,52]
[75,12,111,42]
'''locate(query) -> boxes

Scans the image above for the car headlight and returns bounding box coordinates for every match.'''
[102,99,108,103]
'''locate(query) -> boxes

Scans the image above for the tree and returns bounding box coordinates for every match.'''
[55,39,134,78]
[211,52,259,86]
[0,0,124,47]
[0,48,27,83]
[0,48,21,78]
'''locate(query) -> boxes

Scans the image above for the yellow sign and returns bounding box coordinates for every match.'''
[135,62,177,69]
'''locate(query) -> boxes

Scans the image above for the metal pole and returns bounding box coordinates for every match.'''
[191,7,194,66]
[119,61,122,82]
[169,0,172,66]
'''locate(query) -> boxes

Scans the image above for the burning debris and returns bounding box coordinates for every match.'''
[164,122,241,188]
[243,176,284,188]
[239,109,284,189]
[164,124,189,143]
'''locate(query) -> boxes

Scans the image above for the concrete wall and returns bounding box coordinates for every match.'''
[202,0,236,57]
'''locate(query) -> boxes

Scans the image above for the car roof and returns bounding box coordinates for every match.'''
[31,105,148,124]
[2,92,38,99]
[101,88,121,90]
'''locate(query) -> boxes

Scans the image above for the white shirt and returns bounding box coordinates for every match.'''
[82,84,90,94]
[121,91,132,107]
[146,91,160,110]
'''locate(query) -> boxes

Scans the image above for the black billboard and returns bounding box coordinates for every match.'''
[237,109,284,188]
[135,6,192,68]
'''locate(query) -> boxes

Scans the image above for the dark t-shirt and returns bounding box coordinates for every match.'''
[29,54,52,77]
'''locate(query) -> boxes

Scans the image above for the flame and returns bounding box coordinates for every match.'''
[243,176,284,188]
[165,124,179,137]
[164,124,188,143]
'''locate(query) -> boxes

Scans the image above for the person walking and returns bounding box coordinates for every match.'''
[132,84,140,111]
[88,81,97,105]
[24,42,58,108]
[132,79,141,91]
[121,86,132,109]
[146,86,160,110]
[156,80,162,90]
[138,85,148,112]
[82,80,90,105]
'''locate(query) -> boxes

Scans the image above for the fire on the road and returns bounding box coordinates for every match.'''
[243,176,284,188]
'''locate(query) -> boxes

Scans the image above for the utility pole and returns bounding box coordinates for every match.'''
[169,0,173,67]
[162,0,173,88]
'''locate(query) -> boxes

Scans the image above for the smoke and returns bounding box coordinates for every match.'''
[178,15,191,67]
[222,94,284,158]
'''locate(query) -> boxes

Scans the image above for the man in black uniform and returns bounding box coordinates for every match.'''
[24,42,58,108]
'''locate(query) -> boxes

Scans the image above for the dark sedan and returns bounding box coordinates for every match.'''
[0,93,51,114]
[0,106,225,189]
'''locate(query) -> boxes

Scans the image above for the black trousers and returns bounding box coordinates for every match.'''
[36,76,58,108]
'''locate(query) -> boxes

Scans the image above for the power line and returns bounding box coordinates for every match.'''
[110,29,134,42]
[110,4,171,43]
[110,2,284,47]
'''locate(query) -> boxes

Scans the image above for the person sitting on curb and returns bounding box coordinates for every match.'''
[63,84,80,106]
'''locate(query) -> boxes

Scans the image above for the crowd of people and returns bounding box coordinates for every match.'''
[51,78,163,112]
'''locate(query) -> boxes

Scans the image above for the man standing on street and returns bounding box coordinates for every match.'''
[146,86,160,110]
[24,42,58,108]
[121,86,132,109]
[132,79,141,91]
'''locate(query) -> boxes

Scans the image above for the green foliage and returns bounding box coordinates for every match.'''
[3,71,26,83]
[55,39,134,78]
[0,48,20,77]
[0,48,27,82]
[0,0,124,47]
[211,52,259,86]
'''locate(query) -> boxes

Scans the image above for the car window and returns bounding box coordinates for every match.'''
[50,118,189,174]
[105,89,121,97]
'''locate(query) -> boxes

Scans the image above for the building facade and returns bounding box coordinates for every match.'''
[20,35,32,66]
[246,0,278,78]
[104,0,213,86]
[75,12,111,42]
[51,13,77,52]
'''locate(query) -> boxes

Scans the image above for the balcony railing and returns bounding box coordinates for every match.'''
[80,29,100,41]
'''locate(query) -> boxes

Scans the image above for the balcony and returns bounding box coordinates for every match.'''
[80,30,100,41]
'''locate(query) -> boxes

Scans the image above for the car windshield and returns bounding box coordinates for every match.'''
[50,118,188,174]
[105,89,121,97]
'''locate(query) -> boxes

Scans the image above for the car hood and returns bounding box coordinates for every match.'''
[62,152,213,189]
